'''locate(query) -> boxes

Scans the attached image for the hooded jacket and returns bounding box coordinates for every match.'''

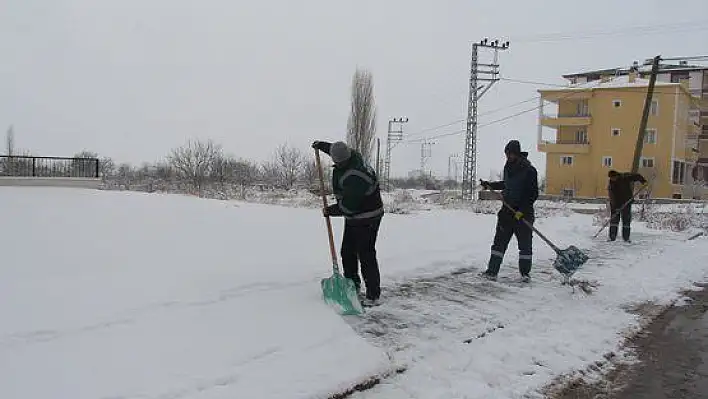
[488,152,539,216]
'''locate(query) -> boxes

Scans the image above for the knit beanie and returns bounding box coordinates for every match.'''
[504,140,521,155]
[330,141,352,164]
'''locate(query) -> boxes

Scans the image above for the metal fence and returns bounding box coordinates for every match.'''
[0,155,100,178]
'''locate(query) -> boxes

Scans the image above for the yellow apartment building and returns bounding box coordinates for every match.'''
[537,72,704,199]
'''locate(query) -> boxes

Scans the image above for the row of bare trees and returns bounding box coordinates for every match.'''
[93,139,329,198]
[96,67,378,197]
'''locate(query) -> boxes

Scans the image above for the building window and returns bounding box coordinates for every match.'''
[644,129,657,144]
[672,160,686,185]
[641,157,655,168]
[602,156,613,167]
[561,188,574,198]
[611,128,621,137]
[613,100,622,108]
[575,130,588,143]
[560,156,574,166]
[650,100,659,116]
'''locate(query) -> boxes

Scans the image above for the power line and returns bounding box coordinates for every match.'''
[500,77,566,88]
[512,20,708,43]
[405,102,543,144]
[404,96,541,141]
[404,75,644,144]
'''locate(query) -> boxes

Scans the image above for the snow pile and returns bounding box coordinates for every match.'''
[0,187,391,399]
[640,202,707,233]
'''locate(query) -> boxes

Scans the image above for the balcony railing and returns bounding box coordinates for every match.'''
[0,155,100,178]
[542,112,591,118]
[541,139,590,145]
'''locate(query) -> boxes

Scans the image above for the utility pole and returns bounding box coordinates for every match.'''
[462,37,509,201]
[420,139,434,177]
[384,117,408,191]
[631,55,661,174]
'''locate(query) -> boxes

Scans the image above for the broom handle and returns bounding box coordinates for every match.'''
[492,190,562,253]
[315,149,340,273]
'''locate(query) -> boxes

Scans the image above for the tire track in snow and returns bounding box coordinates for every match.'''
[0,278,318,348]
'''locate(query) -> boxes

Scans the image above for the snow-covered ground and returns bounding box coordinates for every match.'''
[1,187,707,398]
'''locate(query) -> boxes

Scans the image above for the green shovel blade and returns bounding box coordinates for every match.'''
[321,272,364,316]
[553,245,590,277]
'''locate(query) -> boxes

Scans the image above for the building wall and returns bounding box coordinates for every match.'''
[545,152,593,197]
[541,85,694,199]
[587,89,673,198]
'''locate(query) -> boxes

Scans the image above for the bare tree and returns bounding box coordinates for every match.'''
[274,142,304,189]
[232,159,259,199]
[346,67,377,164]
[209,154,230,193]
[260,161,280,187]
[2,125,15,175]
[168,139,223,193]
[301,157,318,189]
[100,157,116,178]
[154,162,174,180]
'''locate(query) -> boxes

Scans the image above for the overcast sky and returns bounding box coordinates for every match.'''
[1,0,707,178]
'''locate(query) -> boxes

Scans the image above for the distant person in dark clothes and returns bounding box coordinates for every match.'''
[312,140,384,306]
[607,170,647,242]
[479,140,539,283]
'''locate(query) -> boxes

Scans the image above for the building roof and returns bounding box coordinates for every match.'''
[562,63,708,79]
[540,74,680,92]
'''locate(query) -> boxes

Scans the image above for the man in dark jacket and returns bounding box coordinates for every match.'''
[479,140,539,283]
[312,140,384,306]
[607,170,647,242]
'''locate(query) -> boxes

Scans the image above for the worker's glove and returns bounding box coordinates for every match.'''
[312,141,327,151]
[479,179,491,190]
[513,210,524,221]
[323,204,342,217]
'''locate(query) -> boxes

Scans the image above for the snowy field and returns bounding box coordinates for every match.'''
[1,187,707,399]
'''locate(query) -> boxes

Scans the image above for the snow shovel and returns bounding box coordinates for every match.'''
[314,149,364,316]
[492,190,590,279]
[592,182,650,239]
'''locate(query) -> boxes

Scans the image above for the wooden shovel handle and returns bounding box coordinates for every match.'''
[315,149,339,271]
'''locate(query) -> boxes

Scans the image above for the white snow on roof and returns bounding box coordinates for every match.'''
[547,74,680,92]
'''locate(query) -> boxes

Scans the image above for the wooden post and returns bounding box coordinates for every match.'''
[631,55,661,174]
[376,138,381,177]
